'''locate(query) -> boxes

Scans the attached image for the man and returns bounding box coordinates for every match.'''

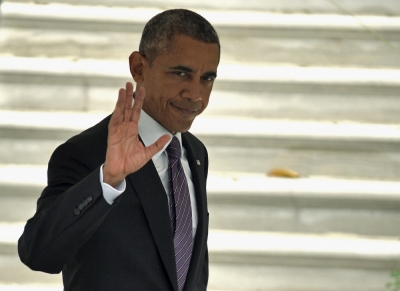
[18,9,220,291]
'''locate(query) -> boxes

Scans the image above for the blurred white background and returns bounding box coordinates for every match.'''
[0,0,400,290]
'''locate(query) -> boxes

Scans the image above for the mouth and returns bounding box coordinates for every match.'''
[171,104,200,115]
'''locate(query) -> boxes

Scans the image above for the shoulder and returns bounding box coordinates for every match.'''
[182,131,207,152]
[67,115,111,148]
[50,115,111,167]
[182,131,208,170]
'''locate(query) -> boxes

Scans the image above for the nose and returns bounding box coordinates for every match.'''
[182,80,202,102]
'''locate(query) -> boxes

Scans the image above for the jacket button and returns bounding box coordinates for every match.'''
[83,200,88,207]
[74,208,80,215]
[87,196,93,203]
[78,204,84,210]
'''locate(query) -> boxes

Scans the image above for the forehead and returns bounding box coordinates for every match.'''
[154,34,220,68]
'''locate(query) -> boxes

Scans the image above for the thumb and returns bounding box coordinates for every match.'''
[146,134,171,158]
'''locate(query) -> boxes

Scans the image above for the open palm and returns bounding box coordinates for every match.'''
[103,82,170,187]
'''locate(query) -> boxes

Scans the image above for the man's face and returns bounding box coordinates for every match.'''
[140,34,220,134]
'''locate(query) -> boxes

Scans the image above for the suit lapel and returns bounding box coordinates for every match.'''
[182,133,208,290]
[126,133,208,291]
[127,161,178,291]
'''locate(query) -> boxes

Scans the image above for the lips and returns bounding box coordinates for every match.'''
[171,103,200,114]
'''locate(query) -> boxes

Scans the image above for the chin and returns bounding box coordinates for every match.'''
[166,118,195,134]
[175,127,190,134]
[174,124,192,134]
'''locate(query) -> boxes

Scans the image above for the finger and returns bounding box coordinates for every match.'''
[146,134,171,158]
[109,87,127,129]
[123,82,134,121]
[130,86,145,123]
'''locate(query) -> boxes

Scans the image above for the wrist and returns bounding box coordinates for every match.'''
[102,164,125,188]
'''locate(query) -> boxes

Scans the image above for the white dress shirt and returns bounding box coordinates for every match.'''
[99,110,198,237]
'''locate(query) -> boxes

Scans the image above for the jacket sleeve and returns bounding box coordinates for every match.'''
[18,141,116,273]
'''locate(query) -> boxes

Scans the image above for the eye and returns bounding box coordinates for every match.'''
[175,71,186,77]
[202,75,215,82]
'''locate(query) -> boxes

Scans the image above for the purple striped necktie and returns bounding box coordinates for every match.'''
[166,136,194,291]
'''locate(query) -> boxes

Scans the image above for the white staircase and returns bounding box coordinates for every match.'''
[0,0,400,290]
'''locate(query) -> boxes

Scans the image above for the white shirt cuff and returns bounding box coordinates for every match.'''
[99,164,126,205]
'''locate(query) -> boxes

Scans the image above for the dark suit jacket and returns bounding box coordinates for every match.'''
[18,115,209,291]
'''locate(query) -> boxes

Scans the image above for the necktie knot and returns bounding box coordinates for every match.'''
[166,136,181,162]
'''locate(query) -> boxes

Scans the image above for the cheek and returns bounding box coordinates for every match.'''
[145,86,169,108]
[202,91,212,107]
[162,85,184,105]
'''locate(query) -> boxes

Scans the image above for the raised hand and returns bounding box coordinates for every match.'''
[103,82,171,187]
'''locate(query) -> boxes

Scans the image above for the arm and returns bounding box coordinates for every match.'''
[18,142,111,273]
[18,83,170,273]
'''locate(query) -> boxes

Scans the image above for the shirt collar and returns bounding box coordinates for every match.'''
[138,109,183,159]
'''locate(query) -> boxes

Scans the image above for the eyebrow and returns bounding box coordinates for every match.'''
[170,65,217,78]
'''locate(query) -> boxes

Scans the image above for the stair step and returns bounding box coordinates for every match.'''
[2,110,400,141]
[1,111,400,180]
[1,57,400,120]
[4,166,400,197]
[205,91,400,123]
[208,230,400,269]
[4,0,400,16]
[0,264,391,291]
[0,261,394,291]
[3,56,399,85]
[2,111,399,147]
[2,28,400,69]
[2,168,400,236]
[0,285,62,291]
[0,194,38,223]
[2,2,400,34]
[208,172,400,208]
[207,173,400,236]
[9,143,400,181]
[1,2,400,68]
[3,225,399,269]
[208,263,391,291]
[0,253,62,285]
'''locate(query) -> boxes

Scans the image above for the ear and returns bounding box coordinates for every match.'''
[129,51,147,83]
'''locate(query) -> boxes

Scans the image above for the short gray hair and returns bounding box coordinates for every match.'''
[139,9,220,65]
